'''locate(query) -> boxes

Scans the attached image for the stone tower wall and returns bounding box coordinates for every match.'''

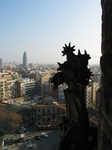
[98,0,112,149]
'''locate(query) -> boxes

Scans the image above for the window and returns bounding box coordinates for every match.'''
[57,108,60,112]
[42,109,45,112]
[47,118,50,121]
[42,118,45,121]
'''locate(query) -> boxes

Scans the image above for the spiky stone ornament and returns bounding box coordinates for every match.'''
[51,43,93,150]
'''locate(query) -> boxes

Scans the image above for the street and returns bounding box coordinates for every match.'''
[2,128,62,150]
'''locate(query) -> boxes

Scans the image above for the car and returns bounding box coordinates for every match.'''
[25,139,33,147]
[26,143,33,149]
[8,139,13,145]
[34,136,42,141]
[43,125,47,128]
[41,133,48,138]
[47,125,51,128]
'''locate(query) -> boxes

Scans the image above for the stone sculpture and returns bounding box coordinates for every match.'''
[51,43,92,150]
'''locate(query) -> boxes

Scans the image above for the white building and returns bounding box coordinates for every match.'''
[17,78,37,97]
[58,84,67,102]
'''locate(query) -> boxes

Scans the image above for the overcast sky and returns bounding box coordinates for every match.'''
[0,0,102,65]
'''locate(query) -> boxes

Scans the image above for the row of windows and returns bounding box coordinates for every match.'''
[32,108,63,113]
[32,116,63,122]
[31,112,65,116]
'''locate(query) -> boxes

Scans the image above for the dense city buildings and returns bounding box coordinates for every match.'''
[0,63,101,106]
[0,62,101,149]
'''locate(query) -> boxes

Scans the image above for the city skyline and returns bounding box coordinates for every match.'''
[0,1,102,65]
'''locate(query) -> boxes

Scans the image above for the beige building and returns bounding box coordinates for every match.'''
[3,74,12,81]
[37,74,51,95]
[0,79,7,100]
[0,72,12,80]
[0,73,18,100]
[85,81,101,108]
[49,77,58,98]
[85,84,91,108]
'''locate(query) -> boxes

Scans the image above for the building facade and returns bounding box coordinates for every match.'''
[58,84,67,102]
[17,78,37,97]
[85,81,101,108]
[0,79,7,100]
[37,74,51,95]
[31,103,66,126]
[92,73,101,84]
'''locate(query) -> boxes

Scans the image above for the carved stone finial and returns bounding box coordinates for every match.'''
[61,43,76,60]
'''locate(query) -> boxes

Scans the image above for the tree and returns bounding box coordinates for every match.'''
[0,106,22,130]
[8,112,22,129]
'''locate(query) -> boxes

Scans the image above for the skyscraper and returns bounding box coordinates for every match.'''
[0,59,2,67]
[23,52,28,68]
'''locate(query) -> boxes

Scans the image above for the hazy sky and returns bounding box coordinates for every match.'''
[0,0,102,65]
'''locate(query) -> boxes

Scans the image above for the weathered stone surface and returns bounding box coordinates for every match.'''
[98,0,112,149]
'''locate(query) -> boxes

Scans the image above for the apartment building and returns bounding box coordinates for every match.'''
[85,84,91,108]
[31,102,66,126]
[8,80,18,98]
[92,73,101,84]
[0,79,7,100]
[0,72,20,100]
[58,84,67,102]
[3,74,12,81]
[85,81,101,108]
[44,81,49,94]
[17,78,37,97]
[37,74,51,95]
[49,77,58,98]
[96,87,101,110]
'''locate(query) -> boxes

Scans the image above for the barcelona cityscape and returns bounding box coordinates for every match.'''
[0,48,101,150]
[0,0,112,150]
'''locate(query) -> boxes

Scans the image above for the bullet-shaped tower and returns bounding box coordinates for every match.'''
[23,51,28,68]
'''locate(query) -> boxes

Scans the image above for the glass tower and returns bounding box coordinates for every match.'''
[23,52,28,68]
[0,59,2,67]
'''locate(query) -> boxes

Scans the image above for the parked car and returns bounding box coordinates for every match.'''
[8,139,13,145]
[34,136,42,141]
[26,143,33,149]
[25,139,33,147]
[41,133,48,138]
[47,125,51,128]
